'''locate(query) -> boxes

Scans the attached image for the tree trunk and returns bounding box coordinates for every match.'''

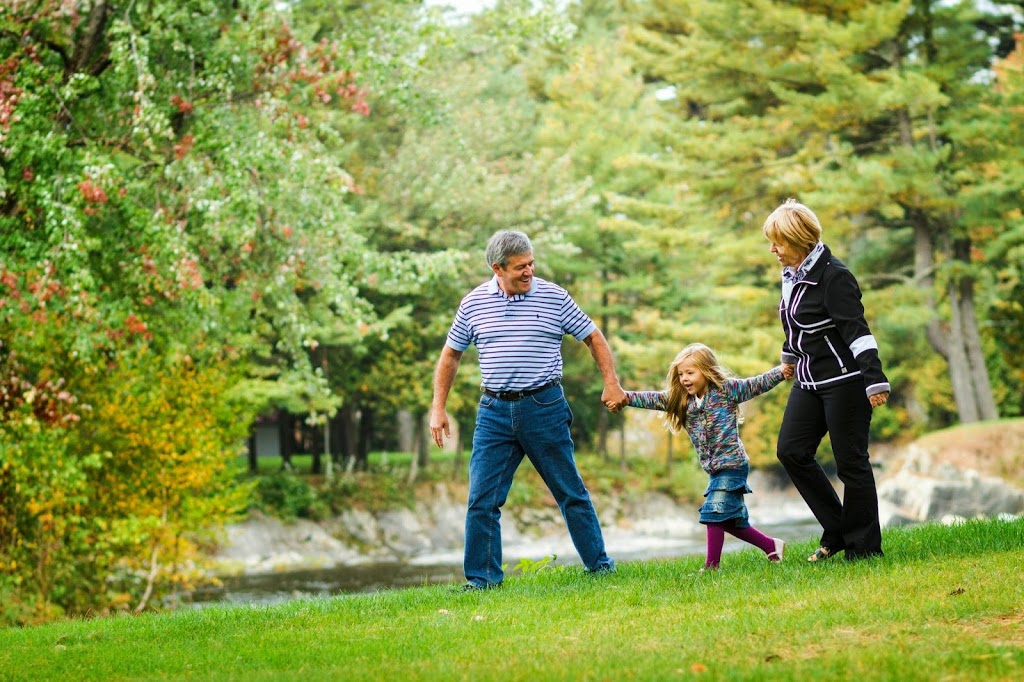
[945,276,980,423]
[396,410,416,453]
[952,239,999,421]
[339,404,357,469]
[911,217,997,423]
[247,431,258,474]
[310,421,323,475]
[278,412,295,471]
[356,406,372,471]
[417,412,430,469]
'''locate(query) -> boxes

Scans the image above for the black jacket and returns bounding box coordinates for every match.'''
[778,245,890,397]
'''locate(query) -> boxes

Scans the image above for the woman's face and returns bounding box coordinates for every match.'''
[769,239,808,269]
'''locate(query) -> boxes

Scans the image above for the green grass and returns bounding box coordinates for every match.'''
[3,518,1023,681]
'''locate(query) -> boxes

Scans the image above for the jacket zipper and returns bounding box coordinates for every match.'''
[823,334,847,374]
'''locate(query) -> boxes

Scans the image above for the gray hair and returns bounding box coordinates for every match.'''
[485,230,533,269]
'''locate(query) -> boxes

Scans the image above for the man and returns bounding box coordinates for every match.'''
[430,230,626,591]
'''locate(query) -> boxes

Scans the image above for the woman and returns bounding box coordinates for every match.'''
[762,198,890,562]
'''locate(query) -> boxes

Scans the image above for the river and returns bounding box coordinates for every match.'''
[191,515,823,606]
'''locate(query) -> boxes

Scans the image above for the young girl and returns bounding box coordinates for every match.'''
[618,343,793,571]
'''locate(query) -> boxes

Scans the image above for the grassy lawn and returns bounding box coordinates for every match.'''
[2,518,1022,681]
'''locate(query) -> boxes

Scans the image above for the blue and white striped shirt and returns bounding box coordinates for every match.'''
[445,276,596,392]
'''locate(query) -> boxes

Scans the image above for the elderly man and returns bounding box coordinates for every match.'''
[430,230,626,591]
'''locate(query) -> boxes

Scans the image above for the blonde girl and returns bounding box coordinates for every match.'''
[619,343,792,570]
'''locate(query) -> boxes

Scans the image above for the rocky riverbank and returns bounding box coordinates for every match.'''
[211,443,1024,577]
[211,469,819,575]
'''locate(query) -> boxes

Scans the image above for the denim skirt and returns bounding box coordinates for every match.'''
[698,465,752,528]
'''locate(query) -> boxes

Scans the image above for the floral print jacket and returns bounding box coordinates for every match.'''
[625,367,785,474]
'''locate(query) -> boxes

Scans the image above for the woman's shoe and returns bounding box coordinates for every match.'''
[807,546,833,562]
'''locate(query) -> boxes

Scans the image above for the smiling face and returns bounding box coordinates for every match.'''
[769,239,809,269]
[676,360,709,398]
[493,251,535,296]
[762,199,822,269]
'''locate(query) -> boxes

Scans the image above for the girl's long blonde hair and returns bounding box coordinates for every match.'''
[663,343,732,433]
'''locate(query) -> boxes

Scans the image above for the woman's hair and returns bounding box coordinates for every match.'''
[663,343,732,433]
[761,198,822,253]
[485,230,533,269]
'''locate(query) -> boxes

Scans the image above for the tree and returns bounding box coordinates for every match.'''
[624,0,1022,426]
[0,0,442,620]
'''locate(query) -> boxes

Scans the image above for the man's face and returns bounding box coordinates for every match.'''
[493,252,534,296]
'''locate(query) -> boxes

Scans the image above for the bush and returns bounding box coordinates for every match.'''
[252,472,326,520]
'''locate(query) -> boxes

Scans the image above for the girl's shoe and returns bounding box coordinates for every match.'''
[807,546,834,562]
[767,538,785,562]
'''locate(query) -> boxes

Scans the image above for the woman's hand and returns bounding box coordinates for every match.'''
[868,391,889,409]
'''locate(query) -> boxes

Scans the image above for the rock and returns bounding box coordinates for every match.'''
[210,483,813,575]
[877,443,1024,523]
[215,513,365,574]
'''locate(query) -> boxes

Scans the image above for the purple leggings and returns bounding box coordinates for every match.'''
[705,520,776,568]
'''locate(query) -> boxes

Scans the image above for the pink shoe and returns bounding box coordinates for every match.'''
[767,538,785,562]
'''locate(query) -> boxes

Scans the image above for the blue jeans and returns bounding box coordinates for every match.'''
[465,383,614,587]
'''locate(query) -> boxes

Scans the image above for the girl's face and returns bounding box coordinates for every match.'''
[676,360,708,398]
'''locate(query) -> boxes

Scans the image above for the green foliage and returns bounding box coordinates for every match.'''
[252,473,326,521]
[511,554,562,575]
[2,0,1022,627]
[620,0,1023,431]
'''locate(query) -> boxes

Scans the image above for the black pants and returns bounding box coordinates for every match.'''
[777,381,883,559]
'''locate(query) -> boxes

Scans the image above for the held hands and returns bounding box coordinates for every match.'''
[868,391,890,409]
[602,383,627,413]
[781,364,795,380]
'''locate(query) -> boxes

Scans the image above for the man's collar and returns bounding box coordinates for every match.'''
[488,274,539,299]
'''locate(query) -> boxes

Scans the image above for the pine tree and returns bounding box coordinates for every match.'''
[624,0,1022,424]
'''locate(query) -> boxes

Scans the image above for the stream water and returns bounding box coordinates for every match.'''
[191,516,824,607]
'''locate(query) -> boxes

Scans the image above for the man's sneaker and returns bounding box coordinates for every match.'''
[585,563,616,576]
[452,581,502,593]
[767,538,785,563]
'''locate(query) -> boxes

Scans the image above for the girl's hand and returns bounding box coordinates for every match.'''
[781,364,795,380]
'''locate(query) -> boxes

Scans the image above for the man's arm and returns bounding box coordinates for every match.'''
[582,328,627,410]
[430,345,463,447]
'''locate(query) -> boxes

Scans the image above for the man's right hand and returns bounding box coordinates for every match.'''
[429,407,450,448]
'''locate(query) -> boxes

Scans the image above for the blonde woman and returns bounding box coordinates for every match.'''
[618,343,792,571]
[763,198,890,562]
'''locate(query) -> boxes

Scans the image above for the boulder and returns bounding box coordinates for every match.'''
[877,442,1024,524]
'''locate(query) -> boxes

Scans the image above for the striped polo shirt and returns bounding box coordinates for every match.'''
[445,275,596,392]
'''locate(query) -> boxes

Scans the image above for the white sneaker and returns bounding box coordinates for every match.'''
[767,538,785,562]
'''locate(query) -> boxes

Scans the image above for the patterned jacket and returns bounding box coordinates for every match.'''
[779,244,890,397]
[625,367,785,474]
